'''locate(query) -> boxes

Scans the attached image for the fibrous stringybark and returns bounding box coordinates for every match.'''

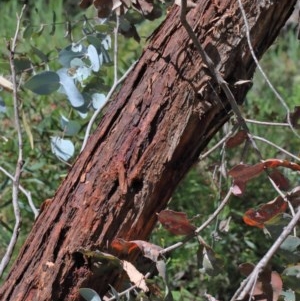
[0,0,296,300]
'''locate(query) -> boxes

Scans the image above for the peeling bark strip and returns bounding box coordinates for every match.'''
[0,1,296,300]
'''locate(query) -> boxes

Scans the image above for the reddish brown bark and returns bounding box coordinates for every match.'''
[0,0,296,300]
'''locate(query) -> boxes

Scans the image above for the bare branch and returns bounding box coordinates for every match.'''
[0,166,38,218]
[0,5,26,277]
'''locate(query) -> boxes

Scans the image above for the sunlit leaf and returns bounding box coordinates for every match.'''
[243,196,287,228]
[92,93,106,110]
[157,209,196,236]
[57,68,85,108]
[87,45,100,72]
[79,288,101,301]
[50,136,75,161]
[122,260,149,292]
[111,238,162,262]
[263,159,300,172]
[199,247,223,276]
[24,71,60,95]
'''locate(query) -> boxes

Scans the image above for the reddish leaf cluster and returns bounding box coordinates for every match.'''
[228,158,300,196]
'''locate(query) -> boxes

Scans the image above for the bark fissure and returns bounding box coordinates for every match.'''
[0,1,297,300]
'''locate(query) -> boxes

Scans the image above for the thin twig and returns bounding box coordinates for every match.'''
[0,5,26,278]
[0,166,38,218]
[245,119,290,127]
[253,135,300,162]
[230,206,300,301]
[106,272,151,301]
[237,0,300,139]
[199,123,239,161]
[160,188,233,255]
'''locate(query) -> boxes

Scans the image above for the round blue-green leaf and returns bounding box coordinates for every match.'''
[24,71,60,95]
[50,136,75,161]
[79,288,101,301]
[60,115,81,136]
[92,93,106,110]
[87,45,100,72]
[58,44,86,67]
[57,68,85,108]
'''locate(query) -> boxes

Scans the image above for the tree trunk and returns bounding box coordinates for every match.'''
[0,0,296,300]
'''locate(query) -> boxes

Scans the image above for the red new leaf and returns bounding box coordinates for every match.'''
[157,209,196,236]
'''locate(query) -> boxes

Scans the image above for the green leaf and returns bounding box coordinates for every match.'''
[23,23,33,39]
[24,71,60,95]
[79,288,101,301]
[31,46,49,63]
[58,45,86,68]
[14,58,32,73]
[60,115,81,136]
[50,11,56,35]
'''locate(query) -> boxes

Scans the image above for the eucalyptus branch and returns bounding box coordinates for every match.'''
[0,5,26,278]
[81,61,137,151]
[230,206,300,301]
[0,166,38,218]
[237,0,300,139]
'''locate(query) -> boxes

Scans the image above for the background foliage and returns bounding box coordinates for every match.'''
[0,0,299,300]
